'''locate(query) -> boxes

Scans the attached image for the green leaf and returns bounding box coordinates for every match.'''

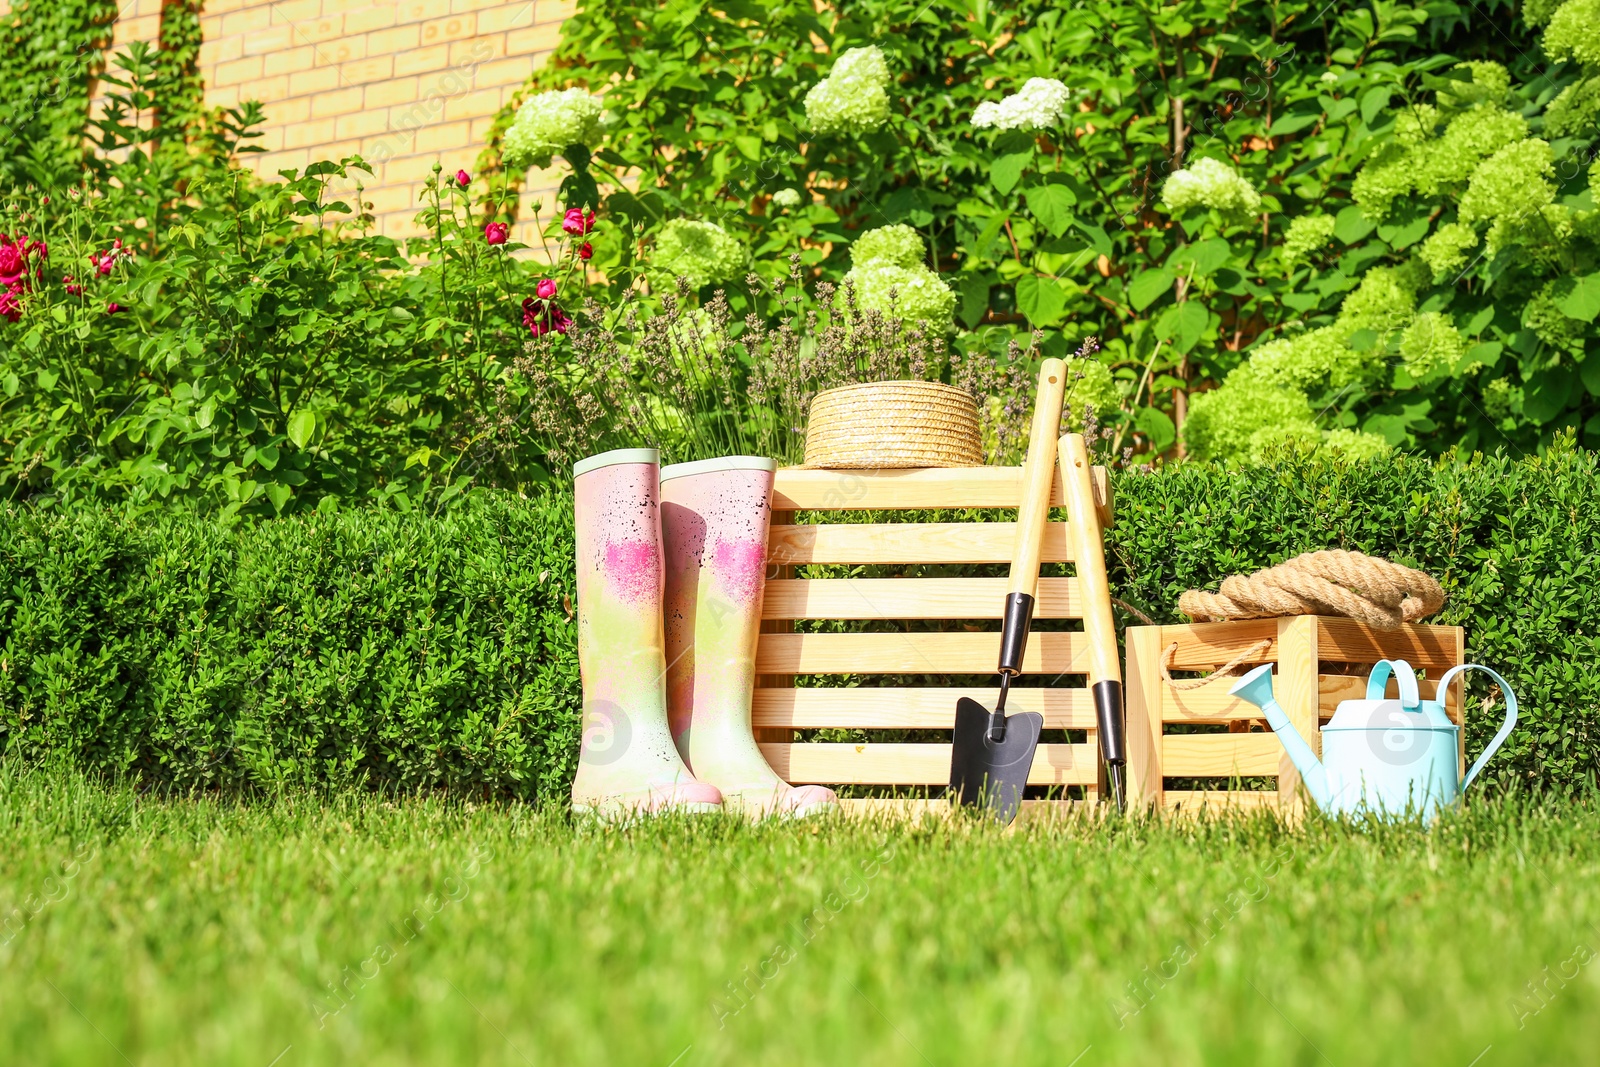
[1015,275,1066,327]
[1171,238,1232,277]
[1134,406,1176,452]
[1128,269,1175,312]
[1360,87,1391,125]
[990,152,1031,196]
[958,274,990,330]
[1172,301,1210,353]
[1581,353,1600,398]
[1334,204,1375,244]
[288,409,316,449]
[264,482,293,514]
[257,443,280,471]
[1557,273,1600,323]
[1072,221,1113,258]
[1268,111,1321,136]
[1026,184,1077,238]
[1523,366,1577,424]
[733,135,763,161]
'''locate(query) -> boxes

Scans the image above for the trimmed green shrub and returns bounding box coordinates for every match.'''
[0,493,580,799]
[3,445,1599,797]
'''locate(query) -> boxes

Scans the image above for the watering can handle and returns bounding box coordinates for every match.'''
[1366,659,1421,708]
[1437,664,1519,792]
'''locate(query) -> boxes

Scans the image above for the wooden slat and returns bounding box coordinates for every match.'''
[1161,619,1281,671]
[1314,619,1462,670]
[772,466,1112,525]
[755,631,1088,675]
[1163,790,1281,813]
[1160,673,1449,723]
[837,798,1091,821]
[1162,733,1283,777]
[768,522,1073,566]
[761,742,1097,786]
[751,686,1096,729]
[762,576,1082,620]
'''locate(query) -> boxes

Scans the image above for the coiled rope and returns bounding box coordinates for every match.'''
[1178,550,1444,630]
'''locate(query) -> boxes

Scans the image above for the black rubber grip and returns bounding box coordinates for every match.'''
[997,592,1035,675]
[1093,679,1126,764]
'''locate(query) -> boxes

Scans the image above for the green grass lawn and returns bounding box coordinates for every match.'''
[1,765,1597,1066]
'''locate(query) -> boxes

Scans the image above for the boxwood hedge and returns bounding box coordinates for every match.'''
[1,441,1596,799]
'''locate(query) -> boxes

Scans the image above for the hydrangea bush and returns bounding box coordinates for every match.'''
[841,224,956,326]
[651,219,745,290]
[803,46,891,135]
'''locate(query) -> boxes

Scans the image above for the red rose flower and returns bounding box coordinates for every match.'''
[63,274,81,296]
[578,242,593,261]
[107,302,122,314]
[455,169,471,186]
[522,297,572,337]
[484,222,509,245]
[0,290,19,324]
[536,277,557,299]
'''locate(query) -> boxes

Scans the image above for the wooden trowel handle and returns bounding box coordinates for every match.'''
[1008,358,1068,597]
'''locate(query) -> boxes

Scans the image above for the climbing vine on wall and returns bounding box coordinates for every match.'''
[0,0,117,189]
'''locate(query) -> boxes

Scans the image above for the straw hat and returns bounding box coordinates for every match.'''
[803,380,983,468]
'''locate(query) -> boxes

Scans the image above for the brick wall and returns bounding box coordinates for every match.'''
[108,0,573,242]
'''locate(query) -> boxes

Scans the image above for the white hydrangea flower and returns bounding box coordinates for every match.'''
[503,88,605,169]
[1160,157,1264,221]
[770,188,803,209]
[842,261,956,326]
[970,78,1074,131]
[804,46,891,135]
[850,224,925,268]
[651,219,745,290]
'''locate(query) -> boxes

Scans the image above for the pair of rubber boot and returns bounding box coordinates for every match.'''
[569,448,837,819]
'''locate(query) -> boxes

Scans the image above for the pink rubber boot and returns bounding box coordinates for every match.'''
[661,457,838,819]
[570,448,723,818]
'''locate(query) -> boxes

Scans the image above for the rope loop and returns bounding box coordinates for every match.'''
[1178,550,1443,629]
[1160,639,1273,691]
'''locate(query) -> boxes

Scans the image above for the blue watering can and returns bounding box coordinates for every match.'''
[1229,659,1518,820]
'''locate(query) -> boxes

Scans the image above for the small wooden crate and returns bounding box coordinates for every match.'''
[1124,617,1465,814]
[754,463,1115,818]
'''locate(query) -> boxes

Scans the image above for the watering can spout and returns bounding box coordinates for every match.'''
[1228,664,1331,808]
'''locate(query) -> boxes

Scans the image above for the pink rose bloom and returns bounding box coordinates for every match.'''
[63,274,81,296]
[455,169,471,186]
[107,302,122,314]
[562,208,596,236]
[577,242,593,261]
[0,241,23,283]
[484,222,509,245]
[536,277,557,299]
[0,290,19,323]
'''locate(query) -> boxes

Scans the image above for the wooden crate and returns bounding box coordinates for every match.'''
[754,462,1115,817]
[1124,616,1466,814]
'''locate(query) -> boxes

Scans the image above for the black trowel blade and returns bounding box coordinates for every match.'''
[949,697,1044,824]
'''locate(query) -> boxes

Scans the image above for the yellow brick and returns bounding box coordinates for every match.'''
[449,33,504,65]
[468,115,500,141]
[207,84,243,109]
[535,0,575,22]
[505,22,560,55]
[220,7,273,35]
[477,3,532,33]
[199,13,226,37]
[270,96,314,125]
[394,43,448,75]
[412,119,471,153]
[451,0,509,11]
[473,55,533,88]
[419,13,476,45]
[269,148,313,175]
[336,110,392,140]
[322,37,370,65]
[236,75,292,103]
[283,117,338,149]
[292,66,345,94]
[444,87,504,121]
[114,14,160,43]
[364,77,420,109]
[398,0,450,22]
[199,37,245,67]
[321,0,374,13]
[289,16,345,45]
[270,0,321,23]
[214,56,266,87]
[343,5,398,33]
[366,24,421,54]
[242,25,295,55]
[203,0,248,12]
[311,86,366,117]
[264,45,317,76]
